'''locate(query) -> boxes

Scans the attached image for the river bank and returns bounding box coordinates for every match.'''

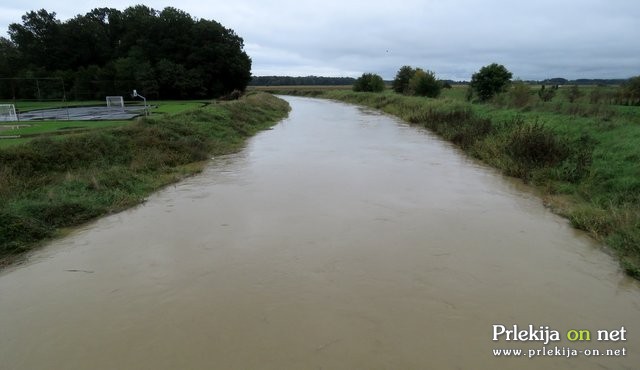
[0,92,290,266]
[271,89,640,278]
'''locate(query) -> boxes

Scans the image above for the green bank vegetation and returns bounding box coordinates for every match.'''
[273,80,640,278]
[0,92,290,265]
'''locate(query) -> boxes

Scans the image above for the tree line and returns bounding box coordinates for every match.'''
[0,6,251,100]
[249,76,355,86]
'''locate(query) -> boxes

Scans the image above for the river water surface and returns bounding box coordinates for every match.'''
[1,96,638,369]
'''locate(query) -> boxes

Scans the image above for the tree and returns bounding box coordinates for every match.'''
[469,63,513,101]
[0,38,19,77]
[392,65,416,94]
[4,6,251,99]
[353,73,385,92]
[8,9,63,71]
[408,69,441,98]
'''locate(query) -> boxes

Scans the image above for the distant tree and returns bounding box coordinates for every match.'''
[538,85,557,102]
[470,63,513,101]
[565,85,583,103]
[353,73,385,92]
[392,65,416,94]
[249,76,356,86]
[543,77,568,85]
[408,69,441,98]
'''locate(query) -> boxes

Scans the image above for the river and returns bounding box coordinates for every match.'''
[0,96,638,369]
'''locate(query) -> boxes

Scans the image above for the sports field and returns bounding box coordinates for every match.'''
[0,101,208,148]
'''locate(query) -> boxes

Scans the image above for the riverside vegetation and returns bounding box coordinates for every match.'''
[0,92,290,265]
[265,85,640,279]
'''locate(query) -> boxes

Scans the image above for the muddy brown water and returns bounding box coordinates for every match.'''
[1,96,638,369]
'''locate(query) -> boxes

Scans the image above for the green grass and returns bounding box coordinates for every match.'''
[0,92,290,266]
[1,120,130,136]
[0,100,213,147]
[0,100,206,114]
[280,87,640,279]
[149,101,208,115]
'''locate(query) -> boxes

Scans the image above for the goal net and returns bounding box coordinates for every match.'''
[0,104,17,122]
[106,96,125,109]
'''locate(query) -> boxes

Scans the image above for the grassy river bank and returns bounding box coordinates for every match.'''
[0,92,290,266]
[272,89,640,279]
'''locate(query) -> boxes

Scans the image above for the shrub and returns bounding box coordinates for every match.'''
[505,120,568,168]
[565,85,583,103]
[408,69,441,98]
[509,81,533,108]
[617,76,640,105]
[589,86,604,104]
[353,73,385,92]
[538,85,558,102]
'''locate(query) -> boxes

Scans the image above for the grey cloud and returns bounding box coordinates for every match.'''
[1,0,638,80]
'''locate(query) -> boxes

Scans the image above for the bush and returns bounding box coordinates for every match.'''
[565,85,583,103]
[538,85,558,102]
[509,81,533,108]
[505,120,567,167]
[618,76,640,105]
[470,63,512,101]
[408,69,442,98]
[589,86,605,104]
[353,73,385,92]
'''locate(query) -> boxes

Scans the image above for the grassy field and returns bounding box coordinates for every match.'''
[279,86,640,278]
[0,99,207,114]
[0,93,290,266]
[0,100,210,148]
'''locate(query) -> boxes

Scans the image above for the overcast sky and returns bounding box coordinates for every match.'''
[1,0,639,80]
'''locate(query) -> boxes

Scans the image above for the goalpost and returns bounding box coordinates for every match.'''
[0,104,18,122]
[106,96,125,110]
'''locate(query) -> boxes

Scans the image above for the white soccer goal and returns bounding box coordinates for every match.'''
[0,104,18,122]
[106,96,125,109]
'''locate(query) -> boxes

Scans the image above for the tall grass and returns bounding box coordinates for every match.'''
[283,89,640,278]
[0,93,290,264]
